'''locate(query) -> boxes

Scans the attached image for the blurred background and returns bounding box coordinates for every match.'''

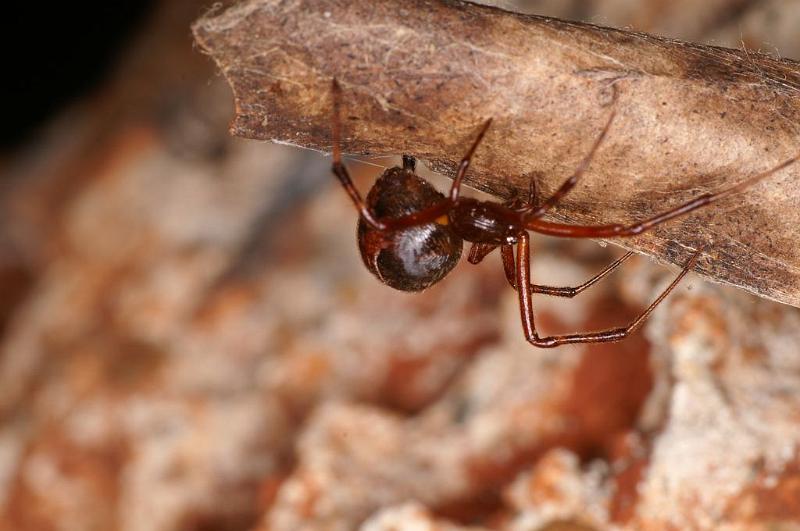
[1,1,800,530]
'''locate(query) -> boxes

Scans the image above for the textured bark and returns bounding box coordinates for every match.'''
[193,0,800,308]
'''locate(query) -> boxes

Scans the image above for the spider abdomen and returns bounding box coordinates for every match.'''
[357,168,462,292]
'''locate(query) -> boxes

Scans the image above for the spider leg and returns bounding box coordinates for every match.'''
[501,245,633,297]
[514,235,700,348]
[448,118,493,202]
[331,79,385,230]
[501,244,516,286]
[526,154,799,238]
[468,243,498,264]
[526,108,616,218]
[377,117,494,231]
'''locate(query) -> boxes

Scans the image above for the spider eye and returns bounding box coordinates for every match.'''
[357,168,462,291]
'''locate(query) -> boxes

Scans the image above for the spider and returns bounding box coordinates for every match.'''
[329,80,797,348]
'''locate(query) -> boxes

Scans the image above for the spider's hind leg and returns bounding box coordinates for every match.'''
[514,239,701,348]
[501,245,633,298]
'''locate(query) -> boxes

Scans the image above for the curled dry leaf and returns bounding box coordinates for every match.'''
[192,0,800,307]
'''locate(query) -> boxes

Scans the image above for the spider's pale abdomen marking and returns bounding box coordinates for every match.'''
[357,167,462,292]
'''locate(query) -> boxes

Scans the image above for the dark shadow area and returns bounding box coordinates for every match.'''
[0,4,155,152]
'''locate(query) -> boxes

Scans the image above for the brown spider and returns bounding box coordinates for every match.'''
[330,80,797,348]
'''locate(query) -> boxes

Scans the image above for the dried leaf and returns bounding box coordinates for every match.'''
[193,0,800,307]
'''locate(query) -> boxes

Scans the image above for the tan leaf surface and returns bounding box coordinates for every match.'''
[193,0,800,307]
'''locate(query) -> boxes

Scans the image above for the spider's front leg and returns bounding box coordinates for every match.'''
[513,231,700,348]
[525,154,799,239]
